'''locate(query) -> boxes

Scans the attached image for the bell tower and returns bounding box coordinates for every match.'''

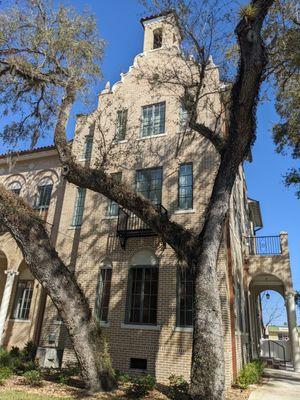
[141,12,182,53]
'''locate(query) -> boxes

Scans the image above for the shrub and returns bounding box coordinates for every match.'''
[125,374,156,398]
[236,360,263,389]
[115,370,131,384]
[0,348,11,367]
[0,366,13,384]
[22,341,37,362]
[22,369,43,386]
[168,374,190,400]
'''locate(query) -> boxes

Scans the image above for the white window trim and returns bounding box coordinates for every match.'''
[121,323,161,331]
[174,209,196,214]
[137,132,167,141]
[173,326,193,333]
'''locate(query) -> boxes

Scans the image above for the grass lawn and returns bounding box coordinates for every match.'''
[0,389,73,400]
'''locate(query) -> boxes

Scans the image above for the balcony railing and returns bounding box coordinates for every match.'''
[247,235,282,255]
[117,204,167,249]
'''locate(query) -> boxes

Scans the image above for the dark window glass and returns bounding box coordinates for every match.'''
[153,28,163,49]
[12,280,34,320]
[178,164,193,209]
[83,135,93,160]
[179,103,189,130]
[115,109,128,141]
[130,358,147,370]
[71,187,86,226]
[35,183,53,210]
[177,268,194,327]
[108,172,122,216]
[96,268,112,322]
[136,168,162,205]
[126,267,158,325]
[141,102,165,137]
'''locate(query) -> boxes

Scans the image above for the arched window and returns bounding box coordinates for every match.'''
[153,28,163,49]
[126,250,159,325]
[8,181,22,196]
[35,178,53,211]
[96,260,112,323]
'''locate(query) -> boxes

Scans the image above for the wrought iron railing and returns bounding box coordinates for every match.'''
[117,204,167,249]
[247,235,281,255]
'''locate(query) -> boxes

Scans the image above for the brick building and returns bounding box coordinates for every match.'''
[0,12,299,387]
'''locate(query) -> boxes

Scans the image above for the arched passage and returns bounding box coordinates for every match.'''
[249,273,300,372]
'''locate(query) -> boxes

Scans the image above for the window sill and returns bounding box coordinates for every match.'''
[121,323,161,331]
[9,319,31,323]
[174,209,196,215]
[102,215,118,220]
[137,133,167,141]
[100,321,110,328]
[78,158,91,162]
[173,326,193,333]
[68,226,82,230]
[112,140,128,145]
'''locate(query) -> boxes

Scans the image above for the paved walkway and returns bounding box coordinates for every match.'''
[249,369,300,400]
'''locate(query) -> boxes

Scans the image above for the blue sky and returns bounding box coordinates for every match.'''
[1,1,299,323]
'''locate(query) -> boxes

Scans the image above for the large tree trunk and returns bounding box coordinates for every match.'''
[0,188,115,392]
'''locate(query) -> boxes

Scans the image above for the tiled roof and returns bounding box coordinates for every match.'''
[140,11,174,25]
[0,144,56,159]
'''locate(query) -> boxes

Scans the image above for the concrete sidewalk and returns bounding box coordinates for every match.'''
[249,372,300,400]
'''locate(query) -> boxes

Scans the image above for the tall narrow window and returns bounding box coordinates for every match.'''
[107,172,122,216]
[115,109,128,141]
[178,163,193,209]
[35,178,53,211]
[71,187,86,227]
[179,103,189,130]
[136,167,162,205]
[177,268,194,327]
[96,268,112,322]
[153,28,163,49]
[8,181,22,196]
[83,135,93,160]
[140,102,165,137]
[12,280,34,320]
[126,266,158,325]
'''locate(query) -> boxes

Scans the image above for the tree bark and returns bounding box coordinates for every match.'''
[0,188,115,392]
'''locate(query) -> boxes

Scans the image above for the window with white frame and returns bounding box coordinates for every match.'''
[179,103,189,130]
[115,109,128,141]
[35,178,53,211]
[178,163,193,210]
[126,266,158,325]
[140,102,165,137]
[177,267,194,327]
[96,266,112,322]
[71,187,86,227]
[12,280,34,320]
[8,181,22,196]
[136,167,162,205]
[107,172,122,216]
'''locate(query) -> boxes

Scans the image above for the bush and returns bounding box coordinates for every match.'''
[0,366,13,385]
[236,360,263,389]
[0,343,38,375]
[0,348,11,367]
[168,374,190,400]
[125,374,156,398]
[22,369,43,386]
[115,370,131,384]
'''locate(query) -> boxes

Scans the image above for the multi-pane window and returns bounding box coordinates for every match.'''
[115,109,128,141]
[178,163,193,209]
[177,268,194,327]
[8,181,22,196]
[107,172,122,216]
[83,135,93,160]
[136,168,162,205]
[126,267,158,325]
[71,187,86,227]
[179,103,189,130]
[12,280,34,320]
[153,28,163,49]
[96,268,112,322]
[140,102,165,137]
[35,179,53,210]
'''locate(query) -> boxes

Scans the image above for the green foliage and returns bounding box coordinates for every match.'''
[236,360,264,389]
[22,370,43,387]
[125,374,156,398]
[168,374,190,400]
[0,342,38,375]
[115,370,131,384]
[0,366,13,385]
